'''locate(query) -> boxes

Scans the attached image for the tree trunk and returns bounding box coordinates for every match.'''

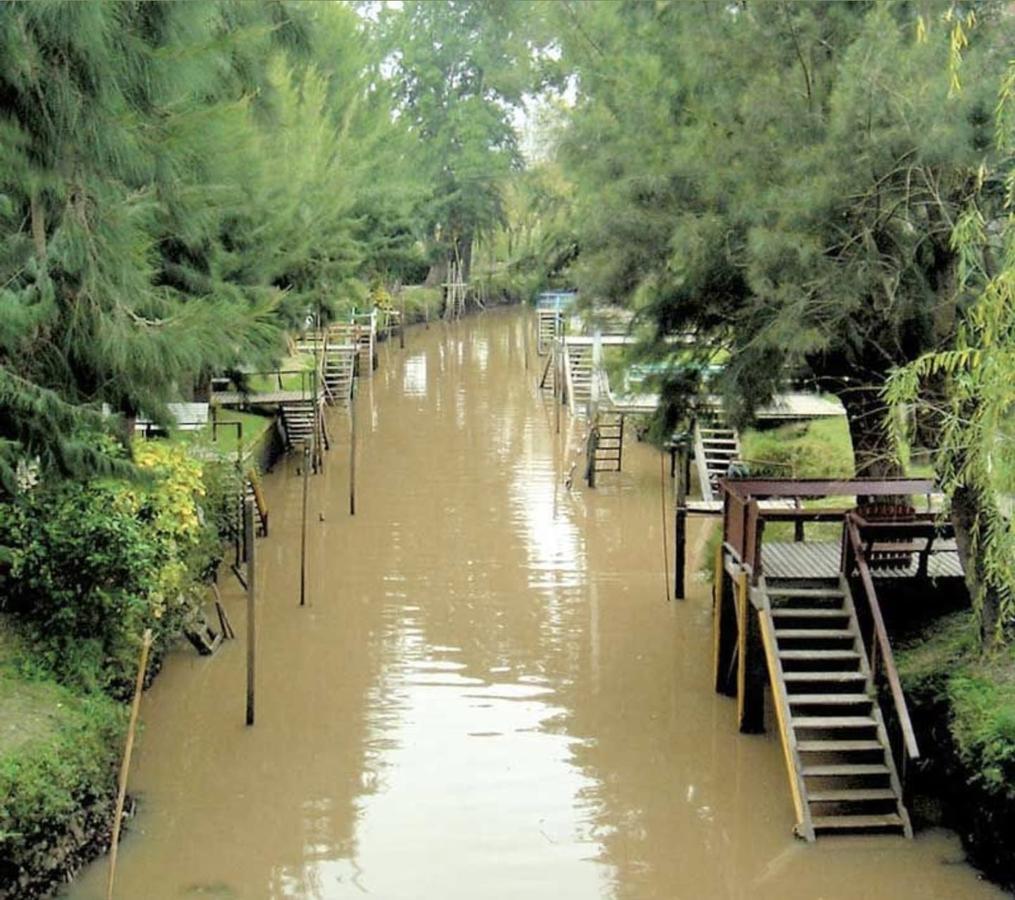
[837,382,903,477]
[951,482,1003,647]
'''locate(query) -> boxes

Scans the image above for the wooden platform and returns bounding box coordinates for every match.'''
[764,541,963,580]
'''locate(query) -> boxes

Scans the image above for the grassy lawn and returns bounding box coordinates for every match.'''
[245,352,317,394]
[170,410,274,460]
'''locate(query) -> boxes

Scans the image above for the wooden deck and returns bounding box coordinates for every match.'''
[763,541,963,580]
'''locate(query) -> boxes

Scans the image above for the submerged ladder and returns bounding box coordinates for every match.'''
[757,574,912,840]
[693,418,741,501]
[590,413,624,475]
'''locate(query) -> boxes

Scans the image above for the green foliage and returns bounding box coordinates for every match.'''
[376,1,554,279]
[0,443,216,694]
[886,16,1015,647]
[899,611,1015,798]
[0,2,424,482]
[0,665,125,876]
[554,2,1012,469]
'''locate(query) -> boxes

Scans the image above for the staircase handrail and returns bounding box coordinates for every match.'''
[844,514,920,762]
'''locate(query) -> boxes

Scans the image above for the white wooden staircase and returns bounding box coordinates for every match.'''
[757,574,912,840]
[693,418,742,501]
[564,342,593,416]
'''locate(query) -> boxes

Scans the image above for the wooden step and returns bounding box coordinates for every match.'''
[768,588,843,599]
[787,694,872,705]
[779,650,859,661]
[783,671,867,683]
[796,740,883,752]
[792,717,877,729]
[772,608,848,619]
[807,788,896,802]
[811,814,904,831]
[775,629,855,641]
[801,763,889,776]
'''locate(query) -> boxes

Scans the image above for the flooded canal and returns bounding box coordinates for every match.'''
[67,309,1004,899]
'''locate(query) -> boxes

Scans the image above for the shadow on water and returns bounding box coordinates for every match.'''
[66,309,1005,900]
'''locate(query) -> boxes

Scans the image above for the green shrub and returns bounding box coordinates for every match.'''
[899,612,1015,799]
[0,443,217,695]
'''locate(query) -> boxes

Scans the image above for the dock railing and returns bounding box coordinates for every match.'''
[842,511,957,781]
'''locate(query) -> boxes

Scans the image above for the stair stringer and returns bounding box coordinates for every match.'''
[755,576,816,841]
[837,574,914,839]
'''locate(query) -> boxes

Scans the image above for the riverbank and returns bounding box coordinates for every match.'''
[0,621,125,899]
[898,611,1015,891]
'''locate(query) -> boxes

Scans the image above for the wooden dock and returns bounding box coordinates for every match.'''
[710,477,964,841]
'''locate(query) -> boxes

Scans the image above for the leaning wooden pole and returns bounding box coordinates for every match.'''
[244,498,256,726]
[106,628,152,900]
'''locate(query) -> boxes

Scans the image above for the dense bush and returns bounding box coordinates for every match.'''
[0,443,217,695]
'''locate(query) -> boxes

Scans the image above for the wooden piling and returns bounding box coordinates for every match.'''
[660,450,671,602]
[674,444,687,599]
[713,544,738,697]
[400,293,406,349]
[349,381,357,516]
[105,628,152,900]
[244,498,256,726]
[300,443,309,607]
[736,570,766,733]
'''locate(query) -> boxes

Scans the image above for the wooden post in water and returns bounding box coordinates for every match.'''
[349,381,357,516]
[400,292,406,349]
[244,498,256,726]
[106,628,152,900]
[554,343,561,436]
[713,543,738,697]
[300,443,309,607]
[674,443,687,599]
[736,569,766,734]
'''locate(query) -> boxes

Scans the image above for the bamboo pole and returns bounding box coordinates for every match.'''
[300,443,309,607]
[245,498,256,726]
[106,628,152,900]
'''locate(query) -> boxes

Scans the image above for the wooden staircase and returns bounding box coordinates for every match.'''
[757,574,912,840]
[537,309,562,355]
[322,341,355,405]
[693,418,742,501]
[279,398,319,451]
[564,342,593,416]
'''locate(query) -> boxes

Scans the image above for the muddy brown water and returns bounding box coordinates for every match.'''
[66,309,1004,899]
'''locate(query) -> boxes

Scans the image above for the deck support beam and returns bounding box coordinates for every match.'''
[712,547,738,697]
[736,572,766,734]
